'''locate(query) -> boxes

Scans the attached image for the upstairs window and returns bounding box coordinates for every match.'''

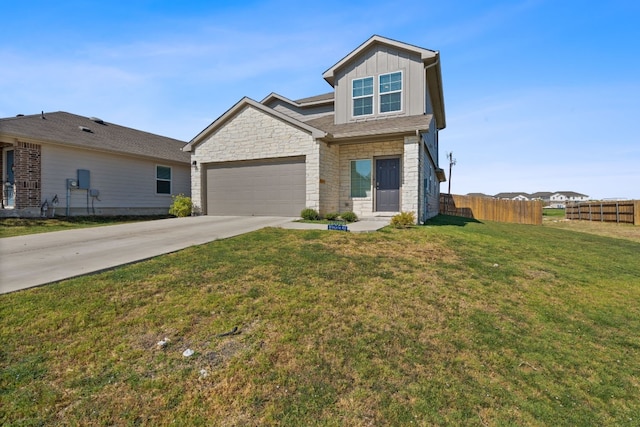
[352,77,373,116]
[156,165,172,194]
[379,71,402,113]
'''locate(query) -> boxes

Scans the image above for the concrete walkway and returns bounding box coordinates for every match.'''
[0,216,390,294]
[280,218,390,232]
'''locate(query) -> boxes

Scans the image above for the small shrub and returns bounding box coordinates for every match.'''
[324,212,340,221]
[301,208,320,221]
[340,211,358,223]
[390,211,416,228]
[168,194,192,217]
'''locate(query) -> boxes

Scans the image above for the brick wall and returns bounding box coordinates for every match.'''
[0,149,4,207]
[15,141,41,208]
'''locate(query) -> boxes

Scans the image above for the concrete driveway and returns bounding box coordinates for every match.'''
[0,216,294,294]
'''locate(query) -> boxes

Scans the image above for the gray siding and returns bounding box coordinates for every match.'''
[41,145,190,214]
[419,127,440,222]
[334,45,427,124]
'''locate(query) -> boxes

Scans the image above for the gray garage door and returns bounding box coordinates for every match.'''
[205,156,306,216]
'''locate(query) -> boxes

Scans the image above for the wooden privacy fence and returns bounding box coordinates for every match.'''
[565,200,640,225]
[440,194,542,225]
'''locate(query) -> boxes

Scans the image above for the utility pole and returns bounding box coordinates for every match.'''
[447,152,456,194]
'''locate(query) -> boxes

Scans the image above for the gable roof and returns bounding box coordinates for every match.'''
[305,114,433,142]
[0,112,189,163]
[552,191,589,198]
[494,192,531,199]
[322,35,438,86]
[530,191,553,198]
[184,97,327,151]
[322,35,445,130]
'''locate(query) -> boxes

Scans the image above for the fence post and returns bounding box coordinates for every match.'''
[634,200,640,226]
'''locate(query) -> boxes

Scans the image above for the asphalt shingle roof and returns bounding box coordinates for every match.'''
[0,112,189,163]
[294,92,334,105]
[305,114,433,140]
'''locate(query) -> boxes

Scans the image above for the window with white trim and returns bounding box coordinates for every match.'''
[352,77,374,116]
[156,165,172,194]
[379,71,402,113]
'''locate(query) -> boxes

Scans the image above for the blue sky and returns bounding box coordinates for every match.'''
[2,0,639,199]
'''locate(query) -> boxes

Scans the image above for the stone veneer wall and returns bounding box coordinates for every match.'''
[190,106,319,214]
[402,135,420,218]
[318,141,339,215]
[338,139,405,217]
[15,141,41,209]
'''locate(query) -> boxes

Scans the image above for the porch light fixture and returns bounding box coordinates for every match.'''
[192,160,197,167]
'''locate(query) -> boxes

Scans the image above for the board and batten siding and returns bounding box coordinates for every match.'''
[333,45,426,125]
[40,144,190,215]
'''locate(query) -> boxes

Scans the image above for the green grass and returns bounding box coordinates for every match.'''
[0,215,169,238]
[2,215,639,426]
[542,207,565,217]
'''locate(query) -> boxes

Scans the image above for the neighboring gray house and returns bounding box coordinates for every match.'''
[0,112,190,217]
[184,35,447,223]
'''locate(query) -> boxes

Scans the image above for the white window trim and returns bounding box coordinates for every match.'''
[378,70,403,115]
[155,164,172,196]
[352,76,375,118]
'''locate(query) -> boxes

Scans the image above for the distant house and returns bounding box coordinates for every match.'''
[184,35,447,223]
[494,192,531,201]
[530,191,553,202]
[550,191,589,204]
[1,112,190,217]
[466,192,492,198]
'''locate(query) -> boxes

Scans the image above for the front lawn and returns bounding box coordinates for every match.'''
[2,216,639,425]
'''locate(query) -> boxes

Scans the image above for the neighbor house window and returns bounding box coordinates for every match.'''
[156,165,172,194]
[379,71,402,113]
[352,77,374,116]
[350,159,371,197]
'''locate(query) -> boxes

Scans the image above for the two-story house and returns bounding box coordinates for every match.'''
[184,35,447,223]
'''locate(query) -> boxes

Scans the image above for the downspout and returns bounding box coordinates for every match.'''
[423,54,440,114]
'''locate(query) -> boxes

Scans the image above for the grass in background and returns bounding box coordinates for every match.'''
[0,215,169,238]
[543,210,640,243]
[542,207,565,218]
[2,216,639,425]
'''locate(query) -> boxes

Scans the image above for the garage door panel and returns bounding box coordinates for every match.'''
[206,157,306,216]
